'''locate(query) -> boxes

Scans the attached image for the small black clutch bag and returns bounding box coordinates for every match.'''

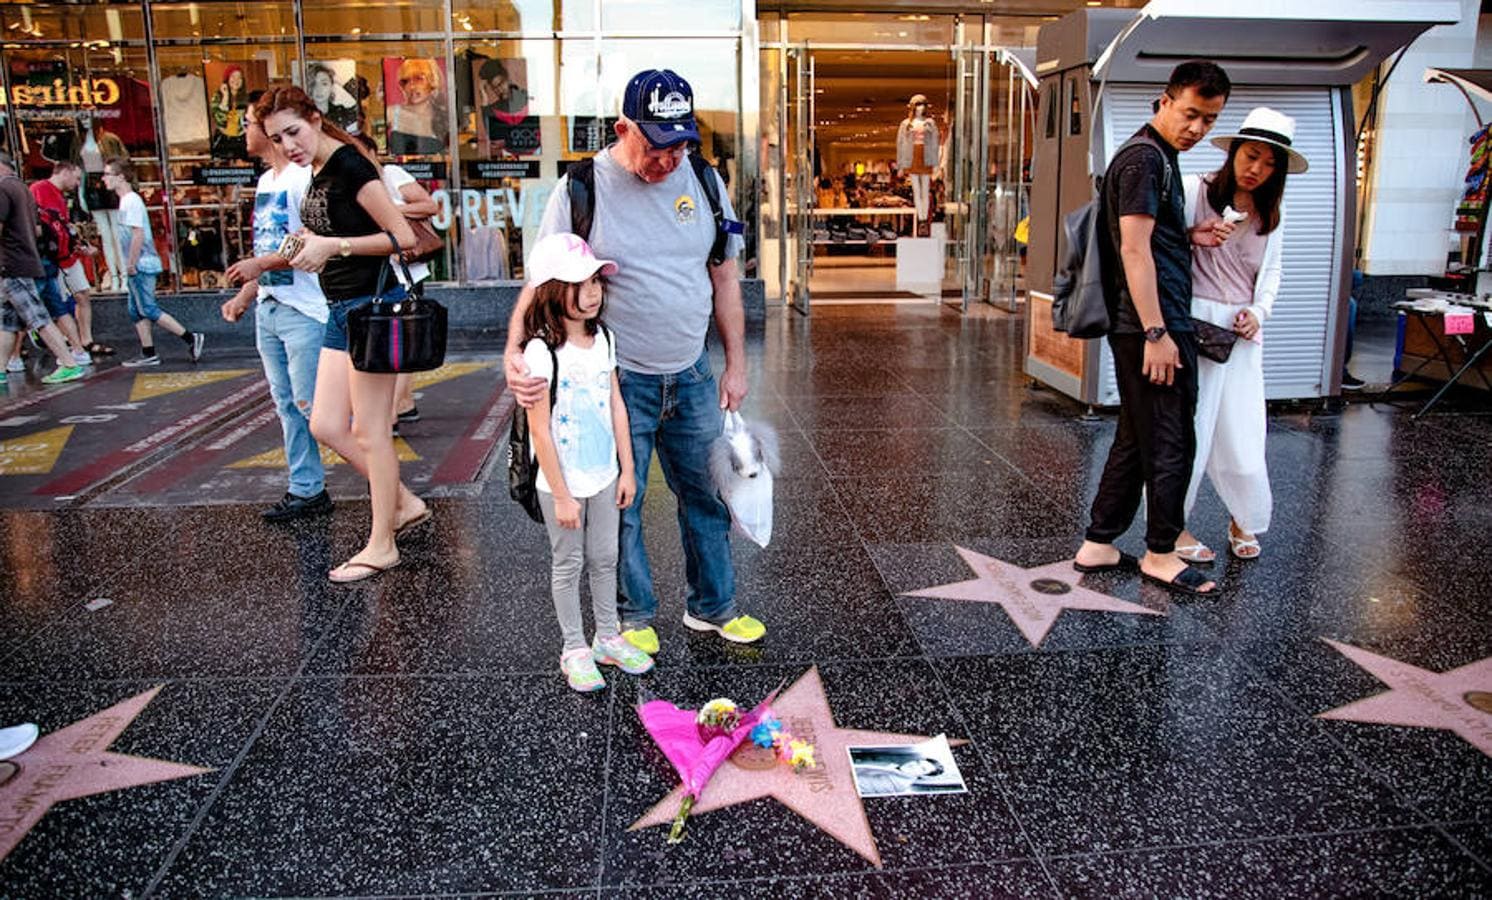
[1190,317,1238,364]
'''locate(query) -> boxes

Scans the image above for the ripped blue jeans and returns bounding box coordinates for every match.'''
[255,298,326,498]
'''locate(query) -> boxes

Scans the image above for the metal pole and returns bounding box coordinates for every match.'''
[140,0,181,294]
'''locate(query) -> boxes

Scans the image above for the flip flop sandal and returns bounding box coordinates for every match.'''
[1073,551,1139,574]
[1140,565,1219,597]
[1228,532,1262,560]
[1176,542,1216,565]
[394,508,432,537]
[328,557,401,584]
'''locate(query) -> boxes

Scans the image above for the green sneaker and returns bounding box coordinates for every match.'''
[681,613,766,644]
[41,365,85,385]
[593,634,655,675]
[560,648,605,693]
[621,626,659,656]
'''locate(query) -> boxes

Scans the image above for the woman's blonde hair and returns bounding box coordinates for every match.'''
[397,58,441,94]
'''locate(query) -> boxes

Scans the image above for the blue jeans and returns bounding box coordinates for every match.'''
[256,299,326,497]
[322,287,405,352]
[36,262,74,319]
[125,272,161,323]
[617,351,736,628]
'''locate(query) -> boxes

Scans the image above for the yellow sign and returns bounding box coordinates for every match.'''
[129,370,254,403]
[0,425,73,475]
[0,78,121,108]
[229,437,420,470]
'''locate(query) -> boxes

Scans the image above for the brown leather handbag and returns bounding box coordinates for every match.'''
[402,216,443,263]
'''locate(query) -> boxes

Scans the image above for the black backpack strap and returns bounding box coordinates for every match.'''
[688,152,743,267]
[567,159,596,241]
[547,341,558,406]
[1111,136,1173,205]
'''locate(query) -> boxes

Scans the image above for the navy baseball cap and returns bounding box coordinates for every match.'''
[622,69,701,148]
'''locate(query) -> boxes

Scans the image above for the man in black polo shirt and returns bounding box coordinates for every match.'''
[1074,61,1231,596]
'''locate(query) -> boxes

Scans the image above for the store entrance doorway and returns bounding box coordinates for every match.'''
[761,42,1033,314]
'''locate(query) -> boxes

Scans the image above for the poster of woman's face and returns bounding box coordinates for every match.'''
[204,60,268,160]
[383,57,447,156]
[474,58,540,158]
[304,59,362,136]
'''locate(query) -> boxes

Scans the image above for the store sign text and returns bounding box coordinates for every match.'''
[0,78,121,108]
[429,185,552,231]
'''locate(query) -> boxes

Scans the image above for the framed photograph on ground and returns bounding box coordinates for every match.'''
[473,57,540,158]
[204,60,268,160]
[848,735,966,798]
[383,57,448,156]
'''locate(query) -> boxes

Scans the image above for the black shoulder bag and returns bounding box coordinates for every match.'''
[346,231,449,373]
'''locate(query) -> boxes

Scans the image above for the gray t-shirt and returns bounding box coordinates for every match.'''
[537,148,744,375]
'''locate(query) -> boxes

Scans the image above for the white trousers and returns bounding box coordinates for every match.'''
[910,174,930,222]
[1184,295,1272,534]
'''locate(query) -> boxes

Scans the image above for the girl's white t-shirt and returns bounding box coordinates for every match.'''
[522,330,618,498]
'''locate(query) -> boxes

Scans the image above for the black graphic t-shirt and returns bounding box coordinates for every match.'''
[301,143,385,302]
[1100,125,1193,334]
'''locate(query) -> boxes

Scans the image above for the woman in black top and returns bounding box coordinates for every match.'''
[258,86,424,584]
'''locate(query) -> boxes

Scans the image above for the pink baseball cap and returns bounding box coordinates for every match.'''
[525,233,618,286]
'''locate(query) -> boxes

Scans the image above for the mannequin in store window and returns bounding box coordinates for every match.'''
[81,116,125,293]
[896,93,940,237]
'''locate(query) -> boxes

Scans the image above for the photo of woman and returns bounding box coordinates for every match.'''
[848,737,966,798]
[307,60,361,135]
[384,57,447,156]
[205,60,268,160]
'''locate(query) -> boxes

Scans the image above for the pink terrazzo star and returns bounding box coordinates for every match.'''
[1318,639,1492,759]
[901,546,1162,647]
[0,686,213,862]
[630,666,965,868]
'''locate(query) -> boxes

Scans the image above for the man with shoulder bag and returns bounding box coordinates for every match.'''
[1072,61,1231,598]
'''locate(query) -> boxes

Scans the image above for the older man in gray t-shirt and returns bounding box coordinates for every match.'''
[504,70,764,654]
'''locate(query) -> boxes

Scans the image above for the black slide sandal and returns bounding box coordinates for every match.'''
[1141,565,1218,597]
[1073,551,1139,574]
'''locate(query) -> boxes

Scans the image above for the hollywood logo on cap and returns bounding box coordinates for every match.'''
[625,69,701,148]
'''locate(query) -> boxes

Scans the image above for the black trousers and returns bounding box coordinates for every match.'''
[1086,331,1199,554]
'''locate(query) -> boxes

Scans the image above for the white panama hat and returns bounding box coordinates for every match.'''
[1210,106,1309,175]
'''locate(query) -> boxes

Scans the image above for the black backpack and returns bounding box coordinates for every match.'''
[34,205,65,264]
[507,323,613,524]
[1051,135,1173,339]
[565,152,740,266]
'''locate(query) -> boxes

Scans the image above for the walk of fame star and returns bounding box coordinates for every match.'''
[0,687,212,862]
[1318,639,1492,759]
[629,666,966,868]
[900,546,1162,647]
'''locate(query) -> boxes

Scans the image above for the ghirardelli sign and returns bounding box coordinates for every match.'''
[0,77,121,108]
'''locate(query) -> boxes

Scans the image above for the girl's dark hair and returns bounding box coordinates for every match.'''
[1205,139,1287,235]
[257,85,377,169]
[523,278,603,348]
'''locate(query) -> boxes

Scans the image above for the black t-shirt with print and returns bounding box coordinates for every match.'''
[301,143,386,302]
[1099,124,1193,334]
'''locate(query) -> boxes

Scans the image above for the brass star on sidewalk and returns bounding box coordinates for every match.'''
[901,546,1162,647]
[0,686,213,862]
[1318,639,1492,759]
[630,666,965,868]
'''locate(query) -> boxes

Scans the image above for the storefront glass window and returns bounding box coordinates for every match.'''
[785,13,955,46]
[300,0,445,37]
[452,0,589,35]
[5,42,166,293]
[601,1,741,33]
[0,2,147,44]
[149,2,298,40]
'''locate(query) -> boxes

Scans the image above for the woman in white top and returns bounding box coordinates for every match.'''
[1175,107,1307,564]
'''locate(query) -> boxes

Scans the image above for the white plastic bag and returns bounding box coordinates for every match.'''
[708,411,781,548]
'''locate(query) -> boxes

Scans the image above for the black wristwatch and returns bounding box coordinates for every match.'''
[1144,326,1167,343]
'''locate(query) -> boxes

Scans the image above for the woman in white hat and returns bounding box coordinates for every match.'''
[1174,107,1307,564]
